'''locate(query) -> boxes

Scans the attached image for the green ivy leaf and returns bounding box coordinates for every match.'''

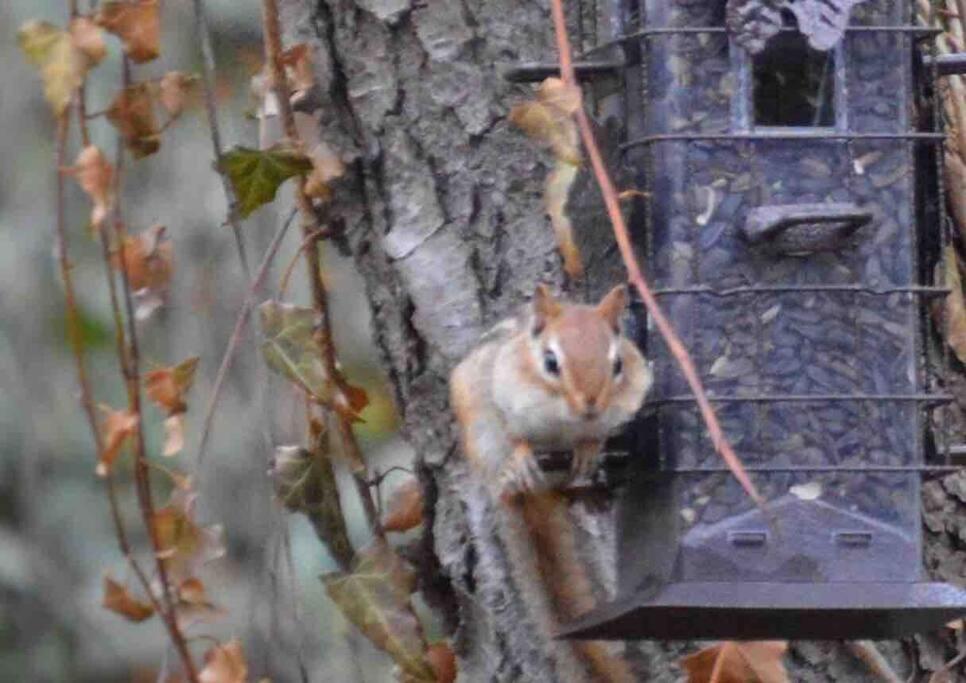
[218,145,313,218]
[322,541,436,682]
[258,300,368,421]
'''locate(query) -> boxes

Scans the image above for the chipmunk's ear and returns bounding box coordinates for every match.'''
[531,284,562,336]
[597,285,628,333]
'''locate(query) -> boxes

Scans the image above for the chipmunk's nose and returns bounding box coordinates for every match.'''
[582,395,600,420]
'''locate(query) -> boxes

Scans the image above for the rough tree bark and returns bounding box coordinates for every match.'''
[277,0,966,680]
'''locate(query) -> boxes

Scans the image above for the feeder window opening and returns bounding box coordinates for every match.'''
[751,14,836,127]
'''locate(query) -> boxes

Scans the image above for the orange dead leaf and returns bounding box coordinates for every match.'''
[680,641,789,683]
[106,83,160,158]
[144,356,198,456]
[427,642,457,683]
[112,224,172,292]
[159,71,197,118]
[97,407,139,477]
[304,142,345,201]
[175,577,224,627]
[509,77,581,164]
[337,376,370,421]
[545,161,582,278]
[280,43,315,94]
[510,76,584,278]
[151,493,226,579]
[102,575,155,622]
[382,479,424,533]
[145,356,199,416]
[537,76,582,114]
[177,577,208,605]
[69,17,106,66]
[199,640,247,683]
[67,145,114,231]
[96,1,160,63]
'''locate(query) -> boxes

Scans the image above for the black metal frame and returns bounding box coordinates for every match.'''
[508,0,966,641]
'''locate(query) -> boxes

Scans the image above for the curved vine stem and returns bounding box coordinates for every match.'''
[547,0,765,509]
[260,0,382,540]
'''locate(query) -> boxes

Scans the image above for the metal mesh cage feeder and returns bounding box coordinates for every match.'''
[512,0,966,640]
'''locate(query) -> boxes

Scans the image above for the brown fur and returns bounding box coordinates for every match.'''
[450,285,649,682]
[517,494,637,683]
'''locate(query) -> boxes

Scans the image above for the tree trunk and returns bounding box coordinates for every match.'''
[278,0,966,679]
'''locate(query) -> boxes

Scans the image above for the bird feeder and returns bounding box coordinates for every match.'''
[509,0,966,639]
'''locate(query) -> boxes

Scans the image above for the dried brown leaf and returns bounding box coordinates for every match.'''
[537,76,582,115]
[280,43,315,94]
[17,21,90,115]
[509,77,581,164]
[199,640,247,683]
[145,356,199,416]
[545,162,582,278]
[304,142,345,201]
[151,493,226,579]
[175,577,224,628]
[112,224,172,292]
[106,83,160,158]
[96,407,139,477]
[323,541,435,682]
[102,575,155,622]
[426,642,457,683]
[680,641,789,683]
[67,145,114,231]
[159,71,197,118]
[382,479,424,533]
[69,17,106,66]
[96,1,160,63]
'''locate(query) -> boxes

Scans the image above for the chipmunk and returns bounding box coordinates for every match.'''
[452,283,651,496]
[450,284,652,682]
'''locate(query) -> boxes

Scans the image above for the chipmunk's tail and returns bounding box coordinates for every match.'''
[504,492,636,683]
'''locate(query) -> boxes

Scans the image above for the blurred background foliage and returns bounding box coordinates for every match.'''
[0,1,412,680]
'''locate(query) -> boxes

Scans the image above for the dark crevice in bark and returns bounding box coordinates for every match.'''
[415,458,461,632]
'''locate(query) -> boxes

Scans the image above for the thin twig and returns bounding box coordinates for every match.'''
[261,0,380,540]
[191,0,252,278]
[105,471,166,619]
[197,208,298,464]
[547,0,765,509]
[847,641,903,683]
[55,110,103,455]
[111,56,200,683]
[192,0,279,472]
[932,648,966,682]
[277,228,328,297]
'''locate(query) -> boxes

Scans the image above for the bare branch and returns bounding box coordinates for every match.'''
[261,0,379,541]
[197,208,298,463]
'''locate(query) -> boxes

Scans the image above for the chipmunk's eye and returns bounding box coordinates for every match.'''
[543,349,560,376]
[613,355,623,377]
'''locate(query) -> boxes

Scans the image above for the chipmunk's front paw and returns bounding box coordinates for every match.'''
[497,442,544,499]
[570,440,603,483]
